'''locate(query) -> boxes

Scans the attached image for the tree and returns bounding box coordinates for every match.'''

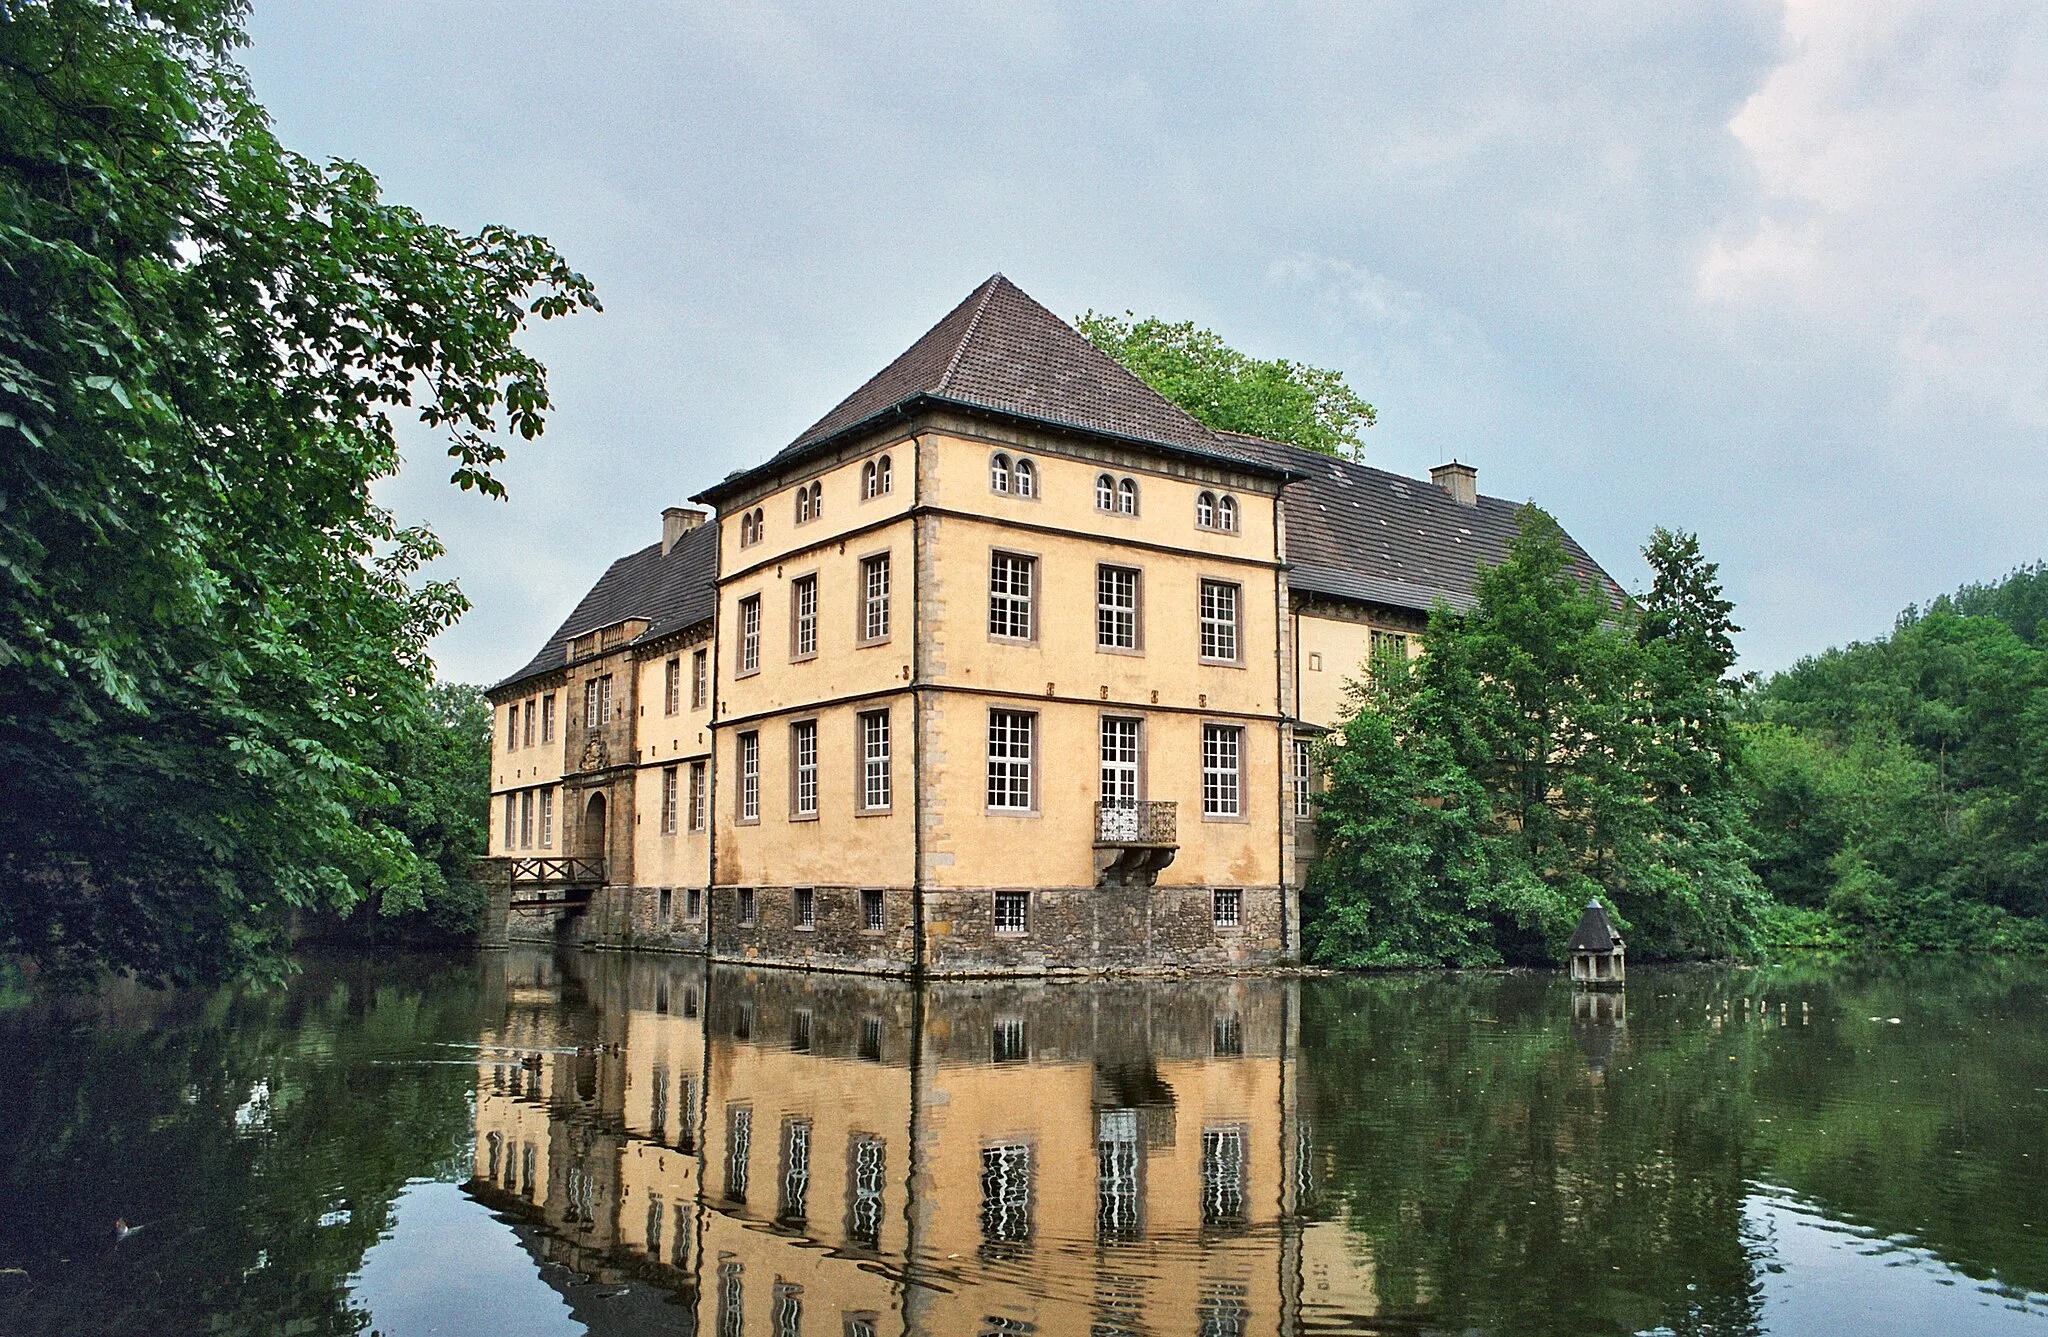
[0,1,597,983]
[1077,310,1375,457]
[1738,567,2048,952]
[1307,512,1762,966]
[363,682,495,938]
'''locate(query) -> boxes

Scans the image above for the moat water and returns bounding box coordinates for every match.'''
[1,951,2044,1336]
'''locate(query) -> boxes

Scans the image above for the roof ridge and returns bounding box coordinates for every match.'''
[936,274,1003,396]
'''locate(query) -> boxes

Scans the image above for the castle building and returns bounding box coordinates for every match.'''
[483,276,1615,974]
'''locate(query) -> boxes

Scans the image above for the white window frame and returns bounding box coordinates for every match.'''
[738,595,761,676]
[1100,716,1140,810]
[1213,887,1242,929]
[1202,723,1243,818]
[661,765,679,835]
[688,760,707,832]
[860,710,892,811]
[1096,564,1140,652]
[541,693,556,742]
[539,786,554,847]
[986,709,1036,812]
[1118,476,1138,515]
[691,649,708,709]
[860,553,891,644]
[1199,580,1240,663]
[791,573,818,660]
[1012,457,1035,498]
[664,656,681,715]
[1095,473,1115,511]
[1293,738,1314,818]
[990,452,1011,494]
[988,551,1035,642]
[738,732,760,823]
[791,719,818,818]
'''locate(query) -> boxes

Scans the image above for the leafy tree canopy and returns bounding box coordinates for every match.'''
[1077,309,1375,457]
[0,0,597,984]
[1739,564,2048,952]
[1306,513,1763,967]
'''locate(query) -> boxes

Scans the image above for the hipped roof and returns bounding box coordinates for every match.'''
[694,274,1290,505]
[1567,900,1622,953]
[491,520,717,693]
[495,276,1624,693]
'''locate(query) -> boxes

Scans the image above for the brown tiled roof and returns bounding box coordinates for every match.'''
[1219,431,1621,615]
[696,276,1276,506]
[491,520,717,694]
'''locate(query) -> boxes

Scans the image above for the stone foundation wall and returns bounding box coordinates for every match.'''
[707,885,919,973]
[920,883,1286,974]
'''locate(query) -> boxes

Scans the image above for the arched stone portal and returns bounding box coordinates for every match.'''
[580,791,608,867]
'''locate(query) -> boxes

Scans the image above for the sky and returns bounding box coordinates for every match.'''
[240,0,2048,684]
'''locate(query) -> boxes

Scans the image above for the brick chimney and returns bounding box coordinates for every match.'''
[1430,461,1477,506]
[662,505,706,554]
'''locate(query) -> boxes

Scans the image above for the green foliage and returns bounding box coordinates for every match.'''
[0,1,596,984]
[361,682,494,937]
[1076,309,1375,457]
[1306,513,1763,966]
[1739,565,2048,953]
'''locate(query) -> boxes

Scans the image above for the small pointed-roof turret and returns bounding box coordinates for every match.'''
[1567,898,1619,954]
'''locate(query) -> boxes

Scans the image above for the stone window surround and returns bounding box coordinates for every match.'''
[788,717,819,821]
[789,571,819,663]
[1095,562,1144,656]
[1201,720,1247,822]
[857,550,892,647]
[1198,577,1245,667]
[987,547,1039,645]
[857,708,892,814]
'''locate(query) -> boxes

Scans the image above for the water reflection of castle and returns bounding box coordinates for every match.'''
[468,950,1373,1335]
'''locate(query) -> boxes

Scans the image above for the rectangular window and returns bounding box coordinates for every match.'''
[986,710,1035,810]
[979,1143,1033,1243]
[1100,717,1139,810]
[724,1105,752,1203]
[539,787,554,847]
[688,760,707,831]
[1203,724,1243,817]
[519,790,534,848]
[541,693,556,742]
[861,553,891,643]
[1096,565,1139,650]
[1293,738,1314,818]
[861,889,884,932]
[1097,1108,1142,1240]
[993,890,1029,934]
[992,1017,1028,1063]
[664,656,681,715]
[523,699,536,748]
[1200,580,1240,662]
[1213,887,1241,928]
[738,732,759,822]
[600,674,612,723]
[506,705,519,752]
[503,792,516,848]
[791,720,818,816]
[791,574,818,659]
[738,596,761,675]
[794,886,815,929]
[779,1118,811,1224]
[1201,1126,1248,1225]
[659,887,673,923]
[1370,629,1410,684]
[691,648,708,709]
[738,886,756,925]
[860,710,891,811]
[661,766,679,835]
[686,886,702,920]
[848,1134,886,1245]
[1214,1012,1243,1056]
[583,679,598,728]
[988,552,1035,641]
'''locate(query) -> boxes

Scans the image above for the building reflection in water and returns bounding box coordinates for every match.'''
[466,949,1366,1336]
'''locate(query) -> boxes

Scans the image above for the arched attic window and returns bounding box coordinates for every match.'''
[990,452,1011,494]
[1096,473,1115,511]
[877,454,892,495]
[1118,477,1138,515]
[1217,494,1238,532]
[1195,490,1216,528]
[1013,458,1035,498]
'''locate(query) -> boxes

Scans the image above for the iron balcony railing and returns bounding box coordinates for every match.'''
[1094,801,1177,845]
